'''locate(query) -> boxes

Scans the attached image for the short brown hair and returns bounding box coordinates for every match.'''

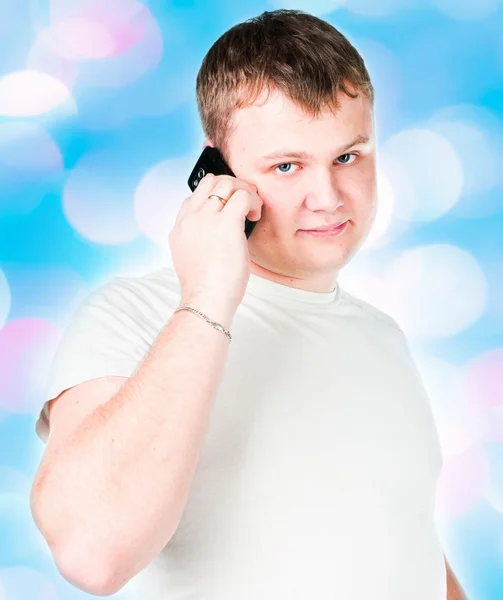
[196,9,374,160]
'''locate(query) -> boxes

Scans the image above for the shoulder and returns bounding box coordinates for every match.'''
[97,264,181,311]
[79,265,182,336]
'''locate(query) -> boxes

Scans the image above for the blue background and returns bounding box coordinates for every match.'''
[0,1,502,599]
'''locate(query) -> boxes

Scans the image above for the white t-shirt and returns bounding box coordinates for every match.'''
[36,264,446,600]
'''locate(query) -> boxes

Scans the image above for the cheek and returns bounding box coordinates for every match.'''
[258,197,294,228]
[345,167,376,208]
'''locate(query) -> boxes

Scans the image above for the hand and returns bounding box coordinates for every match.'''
[169,173,263,311]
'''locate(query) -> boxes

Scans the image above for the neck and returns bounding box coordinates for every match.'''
[249,261,337,293]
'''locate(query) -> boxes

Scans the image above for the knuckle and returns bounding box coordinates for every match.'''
[211,174,230,186]
[212,183,233,197]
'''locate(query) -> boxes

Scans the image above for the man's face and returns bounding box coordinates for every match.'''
[206,88,377,292]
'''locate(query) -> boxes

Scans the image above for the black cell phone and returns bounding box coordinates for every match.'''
[187,146,258,239]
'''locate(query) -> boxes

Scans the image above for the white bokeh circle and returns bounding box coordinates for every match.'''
[379,128,464,222]
[429,121,498,197]
[63,150,142,245]
[427,104,503,218]
[413,354,487,459]
[38,17,118,60]
[385,244,488,339]
[27,35,78,90]
[134,155,196,250]
[435,443,489,519]
[432,0,503,20]
[0,70,75,117]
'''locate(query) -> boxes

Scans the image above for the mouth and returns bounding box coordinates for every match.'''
[299,220,349,236]
[301,221,348,232]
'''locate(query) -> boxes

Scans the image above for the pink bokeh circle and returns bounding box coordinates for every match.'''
[0,318,61,415]
[434,443,489,520]
[464,348,503,442]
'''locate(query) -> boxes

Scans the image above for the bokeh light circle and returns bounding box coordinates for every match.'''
[0,467,49,560]
[134,155,196,250]
[380,128,463,222]
[60,0,164,88]
[465,348,503,411]
[413,355,486,459]
[485,443,503,515]
[385,244,488,339]
[0,123,63,173]
[63,150,142,244]
[432,0,503,20]
[0,270,10,328]
[0,318,61,415]
[38,18,118,60]
[464,348,503,442]
[428,121,498,197]
[6,264,90,322]
[0,122,63,214]
[27,36,78,89]
[427,104,503,218]
[41,0,152,61]
[0,568,59,600]
[435,443,489,519]
[0,70,75,117]
[484,406,503,444]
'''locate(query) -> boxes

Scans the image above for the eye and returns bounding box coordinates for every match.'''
[275,163,296,174]
[337,153,357,165]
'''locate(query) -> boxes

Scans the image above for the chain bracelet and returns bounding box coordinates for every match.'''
[173,305,232,343]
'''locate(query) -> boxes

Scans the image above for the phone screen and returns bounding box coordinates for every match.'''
[187,147,257,239]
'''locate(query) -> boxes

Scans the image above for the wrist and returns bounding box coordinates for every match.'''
[178,295,237,331]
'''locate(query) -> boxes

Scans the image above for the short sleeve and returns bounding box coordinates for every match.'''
[35,277,159,444]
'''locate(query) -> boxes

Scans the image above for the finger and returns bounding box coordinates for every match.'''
[175,173,217,222]
[192,172,217,200]
[222,188,261,222]
[198,177,258,211]
[191,174,233,209]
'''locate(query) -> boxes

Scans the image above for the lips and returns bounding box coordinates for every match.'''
[302,220,348,232]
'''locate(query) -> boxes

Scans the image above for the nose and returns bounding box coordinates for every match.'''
[304,168,344,213]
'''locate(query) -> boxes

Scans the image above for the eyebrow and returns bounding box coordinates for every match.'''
[259,134,371,162]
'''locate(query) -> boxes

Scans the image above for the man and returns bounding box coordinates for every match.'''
[30,9,467,600]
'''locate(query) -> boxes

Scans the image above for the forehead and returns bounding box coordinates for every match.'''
[229,88,373,149]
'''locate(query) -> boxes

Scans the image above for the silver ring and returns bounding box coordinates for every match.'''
[207,194,228,206]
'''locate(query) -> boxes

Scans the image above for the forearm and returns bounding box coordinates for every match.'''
[34,296,236,594]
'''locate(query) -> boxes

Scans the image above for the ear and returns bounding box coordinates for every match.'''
[203,138,215,149]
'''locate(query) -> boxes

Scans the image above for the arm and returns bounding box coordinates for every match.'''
[445,556,468,600]
[31,294,236,596]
